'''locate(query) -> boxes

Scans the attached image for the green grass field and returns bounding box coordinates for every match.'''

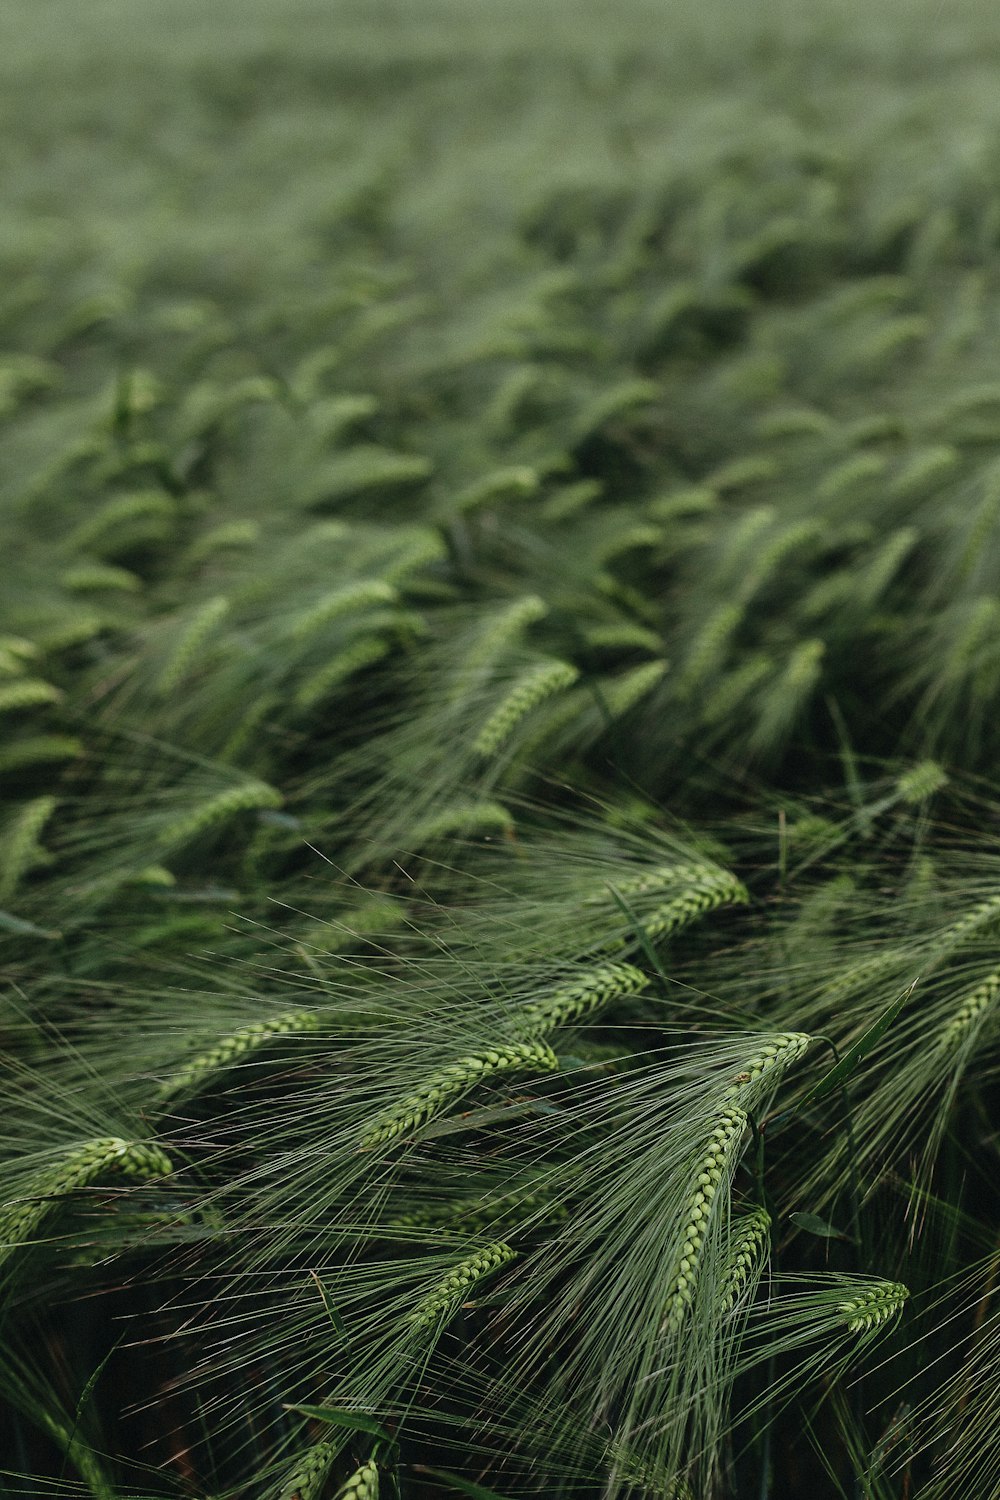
[4,3,1000,1496]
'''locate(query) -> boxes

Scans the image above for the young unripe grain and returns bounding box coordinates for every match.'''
[410,1243,515,1330]
[337,1458,379,1500]
[157,779,283,850]
[719,1208,771,1312]
[156,596,230,694]
[157,1009,320,1101]
[0,795,57,902]
[360,1042,558,1148]
[473,660,580,758]
[279,1439,338,1500]
[839,1280,909,1335]
[939,971,1000,1050]
[0,1137,173,1262]
[0,679,62,715]
[514,962,648,1037]
[663,1108,749,1335]
[723,1034,811,1107]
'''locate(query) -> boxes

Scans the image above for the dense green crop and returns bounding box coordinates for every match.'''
[5,1,1000,1496]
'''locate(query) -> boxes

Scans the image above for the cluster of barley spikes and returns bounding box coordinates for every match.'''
[7,0,1000,1495]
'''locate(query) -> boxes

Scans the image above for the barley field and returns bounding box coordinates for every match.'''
[4,2,1000,1496]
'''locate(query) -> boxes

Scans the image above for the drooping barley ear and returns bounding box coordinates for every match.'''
[582,622,663,655]
[678,604,744,698]
[407,800,515,847]
[719,1208,771,1312]
[749,639,825,757]
[62,562,141,593]
[451,465,539,516]
[156,596,230,695]
[635,870,749,942]
[157,1009,321,1102]
[0,736,84,774]
[839,1280,909,1335]
[448,595,548,705]
[663,1107,749,1336]
[278,1439,339,1500]
[336,1457,380,1500]
[295,636,392,710]
[514,962,648,1037]
[817,948,903,1004]
[291,581,398,641]
[380,527,447,586]
[392,1177,571,1238]
[896,761,948,805]
[888,443,958,502]
[702,655,774,727]
[938,970,1000,1050]
[0,795,57,902]
[360,1042,558,1148]
[723,1034,811,1108]
[932,893,1000,958]
[157,779,283,850]
[410,1243,516,1331]
[473,660,580,758]
[587,863,720,903]
[185,518,260,565]
[599,659,668,718]
[0,678,63,715]
[0,1138,173,1264]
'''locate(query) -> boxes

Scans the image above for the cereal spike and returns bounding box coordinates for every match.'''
[639,871,749,941]
[515,962,648,1036]
[663,1107,749,1335]
[410,1243,516,1331]
[719,1208,771,1312]
[0,1138,173,1263]
[156,596,230,695]
[473,660,580,758]
[360,1041,558,1148]
[839,1281,909,1335]
[723,1034,811,1107]
[157,779,282,850]
[337,1458,380,1500]
[157,1009,320,1101]
[939,970,1000,1049]
[0,795,57,902]
[279,1440,338,1500]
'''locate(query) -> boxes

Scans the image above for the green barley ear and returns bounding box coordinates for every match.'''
[336,1457,379,1500]
[0,735,84,774]
[719,1208,771,1312]
[678,603,744,696]
[294,636,393,710]
[664,1107,749,1335]
[410,1243,516,1331]
[407,800,515,848]
[514,962,649,1036]
[0,795,57,902]
[637,868,749,942]
[473,660,580,758]
[723,1033,811,1109]
[938,970,1000,1050]
[360,1041,558,1148]
[896,760,948,805]
[0,1137,173,1264]
[156,778,283,851]
[839,1280,909,1336]
[290,580,398,641]
[156,595,230,695]
[278,1439,339,1500]
[0,678,63,715]
[157,1009,321,1103]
